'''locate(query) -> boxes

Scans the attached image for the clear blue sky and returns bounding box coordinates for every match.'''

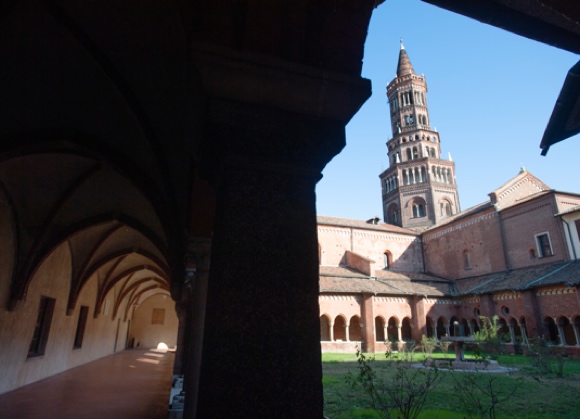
[315,0,579,220]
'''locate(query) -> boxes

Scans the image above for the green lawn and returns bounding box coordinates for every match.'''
[322,351,580,418]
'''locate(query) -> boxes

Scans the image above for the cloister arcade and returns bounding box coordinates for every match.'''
[320,311,580,353]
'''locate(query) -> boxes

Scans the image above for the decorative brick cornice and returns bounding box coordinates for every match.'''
[375,296,411,303]
[536,287,576,296]
[425,299,454,305]
[493,293,520,301]
[317,227,420,243]
[319,295,362,302]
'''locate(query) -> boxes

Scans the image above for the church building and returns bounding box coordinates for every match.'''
[318,44,580,356]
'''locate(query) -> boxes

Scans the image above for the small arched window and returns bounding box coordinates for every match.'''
[463,250,472,270]
[388,204,400,226]
[383,251,393,269]
[412,204,425,218]
[440,201,452,217]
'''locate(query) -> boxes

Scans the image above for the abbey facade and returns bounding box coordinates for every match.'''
[318,44,580,355]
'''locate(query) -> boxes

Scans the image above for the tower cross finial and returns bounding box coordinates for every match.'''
[400,38,405,50]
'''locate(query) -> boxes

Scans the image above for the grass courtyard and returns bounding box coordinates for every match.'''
[322,351,580,418]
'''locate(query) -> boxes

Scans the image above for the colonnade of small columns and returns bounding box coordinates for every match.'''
[402,166,426,185]
[544,316,580,346]
[431,165,453,184]
[321,315,363,342]
[385,165,454,192]
[385,175,399,193]
[322,314,580,348]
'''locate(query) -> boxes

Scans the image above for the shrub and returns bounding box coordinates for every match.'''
[346,348,441,419]
[527,337,568,377]
[450,367,523,419]
[420,335,438,357]
[473,316,503,360]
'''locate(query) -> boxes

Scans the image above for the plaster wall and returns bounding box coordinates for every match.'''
[0,243,129,395]
[129,293,178,349]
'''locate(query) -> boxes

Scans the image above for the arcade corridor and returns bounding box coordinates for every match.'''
[0,349,174,419]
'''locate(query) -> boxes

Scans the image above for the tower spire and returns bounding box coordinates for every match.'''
[396,39,415,77]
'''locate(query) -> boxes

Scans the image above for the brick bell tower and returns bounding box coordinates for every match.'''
[380,40,460,229]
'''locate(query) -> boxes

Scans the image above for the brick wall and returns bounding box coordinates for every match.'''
[423,208,506,279]
[501,195,568,269]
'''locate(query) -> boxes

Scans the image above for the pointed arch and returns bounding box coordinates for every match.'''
[349,315,362,341]
[375,316,386,342]
[333,315,347,341]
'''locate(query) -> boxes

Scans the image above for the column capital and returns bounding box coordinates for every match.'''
[193,42,371,124]
[194,44,372,181]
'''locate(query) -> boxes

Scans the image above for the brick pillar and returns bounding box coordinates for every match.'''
[361,293,375,353]
[196,161,325,417]
[192,107,359,417]
[190,43,371,416]
[411,295,426,342]
[479,294,495,318]
[518,290,542,340]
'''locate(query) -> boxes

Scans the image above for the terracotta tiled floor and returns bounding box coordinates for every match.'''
[0,349,174,419]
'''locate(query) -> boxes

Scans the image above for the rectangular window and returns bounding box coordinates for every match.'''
[575,219,580,242]
[535,233,554,258]
[73,306,89,349]
[151,308,165,325]
[28,296,56,358]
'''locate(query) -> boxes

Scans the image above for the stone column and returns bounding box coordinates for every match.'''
[397,326,403,342]
[182,238,212,418]
[557,324,567,345]
[346,322,351,342]
[508,325,516,344]
[444,324,451,337]
[330,321,335,342]
[519,322,529,345]
[172,300,189,375]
